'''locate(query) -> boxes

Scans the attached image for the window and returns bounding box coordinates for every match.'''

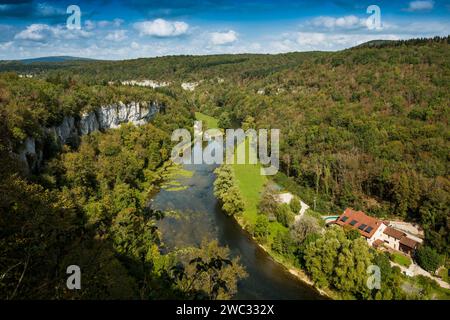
[365,226,373,233]
[341,216,348,222]
[349,220,358,226]
[358,224,367,230]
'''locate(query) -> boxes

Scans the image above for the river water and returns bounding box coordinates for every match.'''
[152,163,323,299]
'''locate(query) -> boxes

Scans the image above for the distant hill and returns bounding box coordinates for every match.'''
[353,39,397,48]
[353,36,449,49]
[18,56,95,64]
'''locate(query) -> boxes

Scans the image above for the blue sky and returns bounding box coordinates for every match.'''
[0,0,449,60]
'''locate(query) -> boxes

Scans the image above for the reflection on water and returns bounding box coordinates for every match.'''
[152,163,323,300]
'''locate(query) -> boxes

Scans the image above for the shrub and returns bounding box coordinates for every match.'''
[290,196,301,213]
[214,165,245,216]
[275,204,295,227]
[254,215,270,241]
[415,246,443,273]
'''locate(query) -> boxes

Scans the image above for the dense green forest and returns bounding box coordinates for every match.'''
[0,74,246,299]
[194,38,450,256]
[0,36,448,299]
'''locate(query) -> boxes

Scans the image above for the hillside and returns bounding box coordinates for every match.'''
[0,36,448,299]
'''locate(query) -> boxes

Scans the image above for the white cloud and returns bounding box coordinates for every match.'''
[130,41,140,49]
[14,24,91,42]
[309,15,366,30]
[210,30,238,45]
[84,18,124,31]
[105,30,127,42]
[14,24,49,41]
[84,20,96,31]
[296,32,327,46]
[134,19,189,37]
[0,41,13,51]
[268,32,401,53]
[113,19,125,27]
[98,21,110,28]
[405,1,434,12]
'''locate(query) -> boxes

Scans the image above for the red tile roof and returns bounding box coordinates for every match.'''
[399,237,419,249]
[335,208,383,239]
[383,227,406,240]
[373,239,384,248]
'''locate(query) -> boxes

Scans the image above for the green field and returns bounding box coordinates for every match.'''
[200,111,287,243]
[195,112,219,129]
[231,138,286,240]
[391,252,412,268]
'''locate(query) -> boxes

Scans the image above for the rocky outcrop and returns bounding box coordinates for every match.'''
[121,80,170,88]
[181,82,199,91]
[17,101,162,173]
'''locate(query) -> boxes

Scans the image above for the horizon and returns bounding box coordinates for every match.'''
[3,37,447,62]
[0,0,449,60]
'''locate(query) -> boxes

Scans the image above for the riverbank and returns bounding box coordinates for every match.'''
[195,111,334,299]
[233,203,334,300]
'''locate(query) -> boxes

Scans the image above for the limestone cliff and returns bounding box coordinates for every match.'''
[17,101,162,173]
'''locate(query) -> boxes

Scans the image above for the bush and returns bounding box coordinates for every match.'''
[290,215,321,244]
[290,196,301,213]
[415,246,443,273]
[214,165,245,216]
[254,215,270,241]
[257,185,279,220]
[272,230,294,256]
[346,229,361,240]
[275,204,295,227]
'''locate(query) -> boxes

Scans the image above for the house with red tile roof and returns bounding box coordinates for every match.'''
[335,208,419,255]
[335,208,387,246]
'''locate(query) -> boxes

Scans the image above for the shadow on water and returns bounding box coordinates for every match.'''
[151,163,324,300]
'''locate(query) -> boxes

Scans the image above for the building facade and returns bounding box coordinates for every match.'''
[335,208,419,255]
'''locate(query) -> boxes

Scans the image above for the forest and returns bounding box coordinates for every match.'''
[0,36,448,299]
[0,73,246,299]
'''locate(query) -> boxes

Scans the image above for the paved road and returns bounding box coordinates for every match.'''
[390,261,450,289]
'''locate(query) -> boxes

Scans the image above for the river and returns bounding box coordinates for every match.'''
[151,163,323,300]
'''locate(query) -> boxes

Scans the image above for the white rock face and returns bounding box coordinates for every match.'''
[181,82,199,91]
[17,101,162,173]
[121,80,170,88]
[47,116,77,145]
[18,137,42,173]
[78,101,160,135]
[80,112,99,136]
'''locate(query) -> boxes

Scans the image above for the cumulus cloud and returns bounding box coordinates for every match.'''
[113,18,125,27]
[134,18,189,37]
[268,32,401,53]
[210,30,238,45]
[14,24,52,41]
[105,30,127,42]
[0,41,13,51]
[84,18,124,31]
[14,24,91,42]
[130,41,140,49]
[308,15,366,30]
[405,1,434,12]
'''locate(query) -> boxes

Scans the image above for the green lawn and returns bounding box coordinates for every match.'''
[201,112,287,243]
[195,112,219,129]
[391,252,412,268]
[231,138,286,241]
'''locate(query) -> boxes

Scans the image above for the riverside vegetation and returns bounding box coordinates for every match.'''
[1,36,449,299]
